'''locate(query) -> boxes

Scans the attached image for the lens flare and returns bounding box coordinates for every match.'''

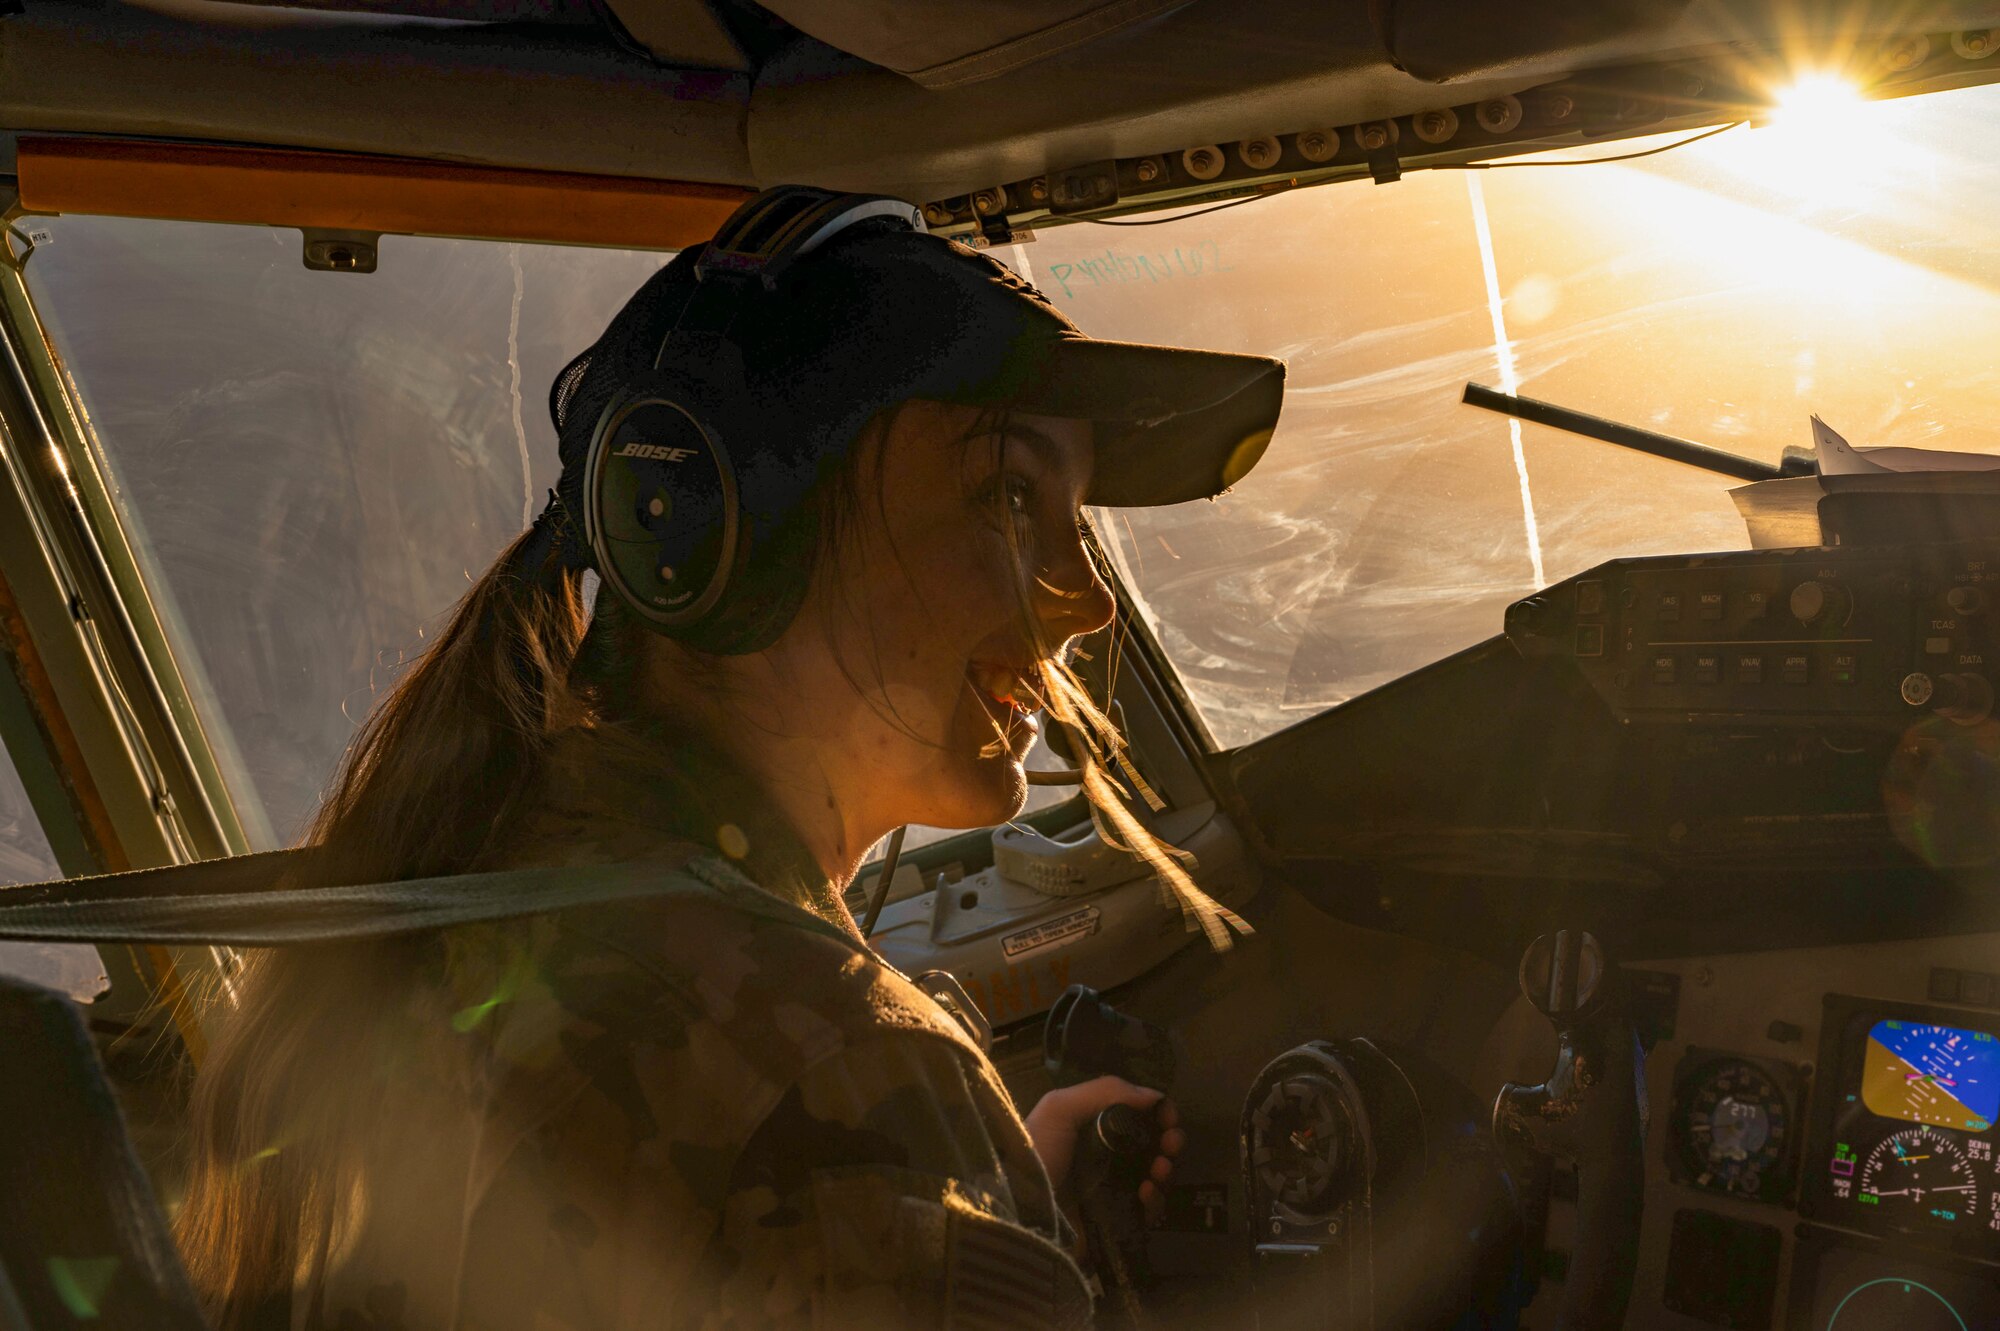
[1712,73,1886,204]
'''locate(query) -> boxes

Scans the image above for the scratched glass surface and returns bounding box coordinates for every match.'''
[1024,81,2000,748]
[0,745,108,1001]
[24,222,1071,853]
[27,223,668,846]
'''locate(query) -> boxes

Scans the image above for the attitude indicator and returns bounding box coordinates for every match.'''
[1862,1021,1999,1132]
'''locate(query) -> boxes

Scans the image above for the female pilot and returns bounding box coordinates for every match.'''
[172,188,1285,1329]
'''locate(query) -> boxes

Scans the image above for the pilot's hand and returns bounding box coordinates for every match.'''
[1024,1075,1186,1227]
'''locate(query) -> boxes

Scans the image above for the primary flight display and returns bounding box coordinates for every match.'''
[1861,1021,1999,1132]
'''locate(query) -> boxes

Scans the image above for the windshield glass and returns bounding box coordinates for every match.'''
[24,225,669,846]
[1024,80,2000,748]
[0,747,107,1000]
[20,223,1071,851]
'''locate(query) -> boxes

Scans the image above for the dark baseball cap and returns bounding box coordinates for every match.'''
[549,220,1285,510]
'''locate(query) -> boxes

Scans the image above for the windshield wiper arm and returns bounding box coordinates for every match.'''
[1463,382,1798,483]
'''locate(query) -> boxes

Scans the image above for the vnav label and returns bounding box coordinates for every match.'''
[1001,905,1101,960]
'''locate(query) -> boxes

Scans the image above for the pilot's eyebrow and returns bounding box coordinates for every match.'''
[984,421,1064,469]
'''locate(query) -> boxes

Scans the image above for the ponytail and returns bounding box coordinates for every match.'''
[175,529,591,1323]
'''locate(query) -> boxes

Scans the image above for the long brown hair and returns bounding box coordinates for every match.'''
[172,525,594,1323]
[172,403,1242,1325]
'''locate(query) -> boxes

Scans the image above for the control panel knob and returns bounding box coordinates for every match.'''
[1902,672,1936,707]
[1947,585,1988,617]
[1934,672,1996,726]
[1905,672,1994,724]
[1790,580,1850,626]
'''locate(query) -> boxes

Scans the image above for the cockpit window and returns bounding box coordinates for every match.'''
[24,76,2000,813]
[25,222,667,845]
[21,222,1077,853]
[0,745,106,1000]
[1028,80,2000,748]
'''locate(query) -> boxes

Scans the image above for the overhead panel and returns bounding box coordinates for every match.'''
[755,0,1195,87]
[0,0,754,185]
[750,0,2000,206]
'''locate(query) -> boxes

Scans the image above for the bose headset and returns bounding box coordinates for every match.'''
[580,186,925,653]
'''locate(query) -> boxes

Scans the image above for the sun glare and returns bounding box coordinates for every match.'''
[1772,73,1869,130]
[1703,72,1897,204]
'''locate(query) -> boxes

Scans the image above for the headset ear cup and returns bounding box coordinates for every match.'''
[583,390,740,630]
[671,505,822,656]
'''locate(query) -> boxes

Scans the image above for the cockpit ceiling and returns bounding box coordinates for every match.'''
[8,0,2000,204]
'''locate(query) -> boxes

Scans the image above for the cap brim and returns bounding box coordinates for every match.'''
[1007,336,1286,507]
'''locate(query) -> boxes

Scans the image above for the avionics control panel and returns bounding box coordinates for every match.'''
[1801,997,2000,1253]
[1506,543,2000,726]
[1790,996,2000,1330]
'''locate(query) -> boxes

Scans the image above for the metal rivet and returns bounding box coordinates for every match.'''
[1954,29,1996,59]
[1412,108,1459,144]
[1887,33,1930,71]
[1477,95,1524,133]
[1237,136,1282,170]
[647,497,666,518]
[1182,146,1225,181]
[1296,128,1339,163]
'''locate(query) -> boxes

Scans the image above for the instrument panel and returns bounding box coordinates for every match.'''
[1790,996,2000,1328]
[1802,998,2000,1254]
[1506,543,2000,727]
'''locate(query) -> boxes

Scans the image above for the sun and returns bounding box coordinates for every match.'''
[1703,73,1895,206]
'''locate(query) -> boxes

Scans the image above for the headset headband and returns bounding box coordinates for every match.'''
[583,186,927,652]
[692,188,925,291]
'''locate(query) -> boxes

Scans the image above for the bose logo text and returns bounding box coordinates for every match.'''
[614,443,701,463]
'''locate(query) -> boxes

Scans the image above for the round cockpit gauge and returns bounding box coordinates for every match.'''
[1859,1126,1979,1227]
[1248,1073,1349,1213]
[1672,1058,1792,1200]
[1825,1276,1974,1330]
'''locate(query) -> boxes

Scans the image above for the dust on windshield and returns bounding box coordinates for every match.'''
[19,75,2000,834]
[1026,79,2000,747]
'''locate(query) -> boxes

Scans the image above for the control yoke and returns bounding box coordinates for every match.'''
[1493,930,1648,1331]
[1045,985,1176,1329]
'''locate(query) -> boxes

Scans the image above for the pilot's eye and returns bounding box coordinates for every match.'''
[983,474,1035,519]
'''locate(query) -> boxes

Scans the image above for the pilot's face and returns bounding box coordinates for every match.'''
[787,399,1114,841]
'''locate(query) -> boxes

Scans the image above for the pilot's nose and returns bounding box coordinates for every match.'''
[1033,524,1116,643]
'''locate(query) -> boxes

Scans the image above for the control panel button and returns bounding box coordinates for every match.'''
[1697,592,1724,621]
[1576,581,1605,617]
[1575,625,1604,657]
[1743,590,1770,619]
[1738,654,1765,684]
[1948,585,1988,617]
[1653,653,1678,685]
[1831,653,1858,685]
[1928,636,1953,656]
[1693,653,1721,685]
[1902,672,1936,706]
[1658,593,1682,622]
[1781,653,1810,685]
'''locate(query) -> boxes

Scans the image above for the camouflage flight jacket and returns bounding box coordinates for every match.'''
[304,730,1091,1331]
